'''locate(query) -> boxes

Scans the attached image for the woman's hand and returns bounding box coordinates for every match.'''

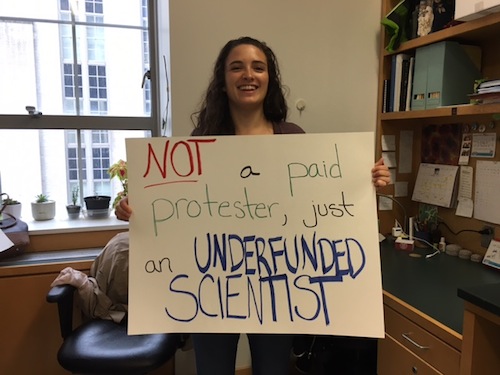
[115,196,132,221]
[51,267,89,289]
[372,157,391,188]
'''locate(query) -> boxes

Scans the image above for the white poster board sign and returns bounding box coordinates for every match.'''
[126,132,384,338]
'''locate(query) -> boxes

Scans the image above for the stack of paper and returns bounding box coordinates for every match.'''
[469,79,500,104]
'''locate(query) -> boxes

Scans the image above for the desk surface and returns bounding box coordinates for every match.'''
[380,240,500,334]
[458,282,500,316]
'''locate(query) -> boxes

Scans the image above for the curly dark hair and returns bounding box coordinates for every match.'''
[191,36,288,136]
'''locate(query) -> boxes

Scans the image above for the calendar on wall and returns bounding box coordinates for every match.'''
[412,163,459,208]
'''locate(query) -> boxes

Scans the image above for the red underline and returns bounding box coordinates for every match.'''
[144,180,198,189]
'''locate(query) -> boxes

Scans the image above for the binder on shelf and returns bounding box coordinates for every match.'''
[390,53,411,112]
[388,55,396,112]
[410,46,430,110]
[399,57,411,111]
[382,79,390,113]
[411,41,482,110]
[405,57,414,111]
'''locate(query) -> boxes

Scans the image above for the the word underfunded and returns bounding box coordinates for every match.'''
[164,231,366,326]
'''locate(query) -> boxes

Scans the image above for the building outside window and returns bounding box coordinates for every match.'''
[0,0,170,220]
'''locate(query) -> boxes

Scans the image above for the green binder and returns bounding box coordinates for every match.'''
[411,41,481,110]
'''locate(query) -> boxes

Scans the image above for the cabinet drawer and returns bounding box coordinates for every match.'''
[378,334,441,375]
[384,305,460,375]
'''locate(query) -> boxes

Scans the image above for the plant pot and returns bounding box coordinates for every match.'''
[31,201,56,221]
[66,205,81,219]
[2,203,22,219]
[84,195,111,210]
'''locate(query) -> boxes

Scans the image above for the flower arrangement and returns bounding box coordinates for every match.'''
[108,159,128,208]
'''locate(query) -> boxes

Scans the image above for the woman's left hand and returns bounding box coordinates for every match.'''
[372,157,390,188]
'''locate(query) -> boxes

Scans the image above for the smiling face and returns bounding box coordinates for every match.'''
[224,44,269,112]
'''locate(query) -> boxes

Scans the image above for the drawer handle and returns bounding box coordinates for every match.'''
[402,333,430,350]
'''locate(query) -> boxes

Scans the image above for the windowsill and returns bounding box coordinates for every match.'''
[26,214,128,235]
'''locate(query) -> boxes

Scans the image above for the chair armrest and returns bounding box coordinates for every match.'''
[46,284,76,339]
[47,284,75,302]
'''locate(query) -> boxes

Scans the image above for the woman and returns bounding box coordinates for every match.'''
[116,36,390,375]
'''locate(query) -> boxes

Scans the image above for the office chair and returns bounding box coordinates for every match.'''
[47,284,182,375]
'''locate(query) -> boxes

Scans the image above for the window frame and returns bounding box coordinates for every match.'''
[0,0,163,137]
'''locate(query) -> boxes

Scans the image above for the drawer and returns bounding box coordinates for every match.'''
[378,334,441,375]
[384,305,460,375]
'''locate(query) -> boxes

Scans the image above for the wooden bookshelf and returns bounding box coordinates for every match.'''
[377,3,500,375]
[382,10,500,56]
[380,103,500,123]
[376,1,500,253]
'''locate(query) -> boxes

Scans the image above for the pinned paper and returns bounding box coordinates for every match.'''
[382,152,397,168]
[471,133,496,158]
[381,135,396,151]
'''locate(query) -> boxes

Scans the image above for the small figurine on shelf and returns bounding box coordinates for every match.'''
[417,0,434,37]
[431,0,455,33]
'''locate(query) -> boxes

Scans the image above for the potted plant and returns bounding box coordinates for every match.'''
[66,186,81,219]
[83,194,111,211]
[108,159,128,208]
[31,193,56,221]
[1,193,22,219]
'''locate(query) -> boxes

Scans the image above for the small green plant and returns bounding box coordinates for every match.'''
[71,186,80,206]
[35,194,49,203]
[2,197,20,205]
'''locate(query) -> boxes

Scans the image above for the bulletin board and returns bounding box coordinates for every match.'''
[126,132,384,338]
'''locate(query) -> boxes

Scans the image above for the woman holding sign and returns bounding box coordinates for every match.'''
[116,36,390,375]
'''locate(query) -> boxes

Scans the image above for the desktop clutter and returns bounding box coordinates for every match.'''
[390,218,484,262]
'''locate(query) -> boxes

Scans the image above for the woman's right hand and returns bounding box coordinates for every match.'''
[115,196,132,221]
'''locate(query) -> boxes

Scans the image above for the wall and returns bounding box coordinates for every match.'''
[169,0,382,136]
[168,1,382,372]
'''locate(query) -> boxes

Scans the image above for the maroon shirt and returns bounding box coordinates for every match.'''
[273,121,305,134]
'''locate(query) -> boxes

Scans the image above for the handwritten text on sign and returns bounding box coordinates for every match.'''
[127,132,383,337]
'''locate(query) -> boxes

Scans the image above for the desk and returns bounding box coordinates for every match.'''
[458,282,500,375]
[380,240,500,333]
[378,240,500,375]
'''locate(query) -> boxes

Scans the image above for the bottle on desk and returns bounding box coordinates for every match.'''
[439,237,446,252]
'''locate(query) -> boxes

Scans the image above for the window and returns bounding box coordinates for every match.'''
[63,63,84,113]
[88,65,108,114]
[0,0,170,220]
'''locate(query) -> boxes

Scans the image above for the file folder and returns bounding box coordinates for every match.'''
[411,41,481,110]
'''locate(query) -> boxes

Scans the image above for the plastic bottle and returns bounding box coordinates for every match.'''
[438,237,446,252]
